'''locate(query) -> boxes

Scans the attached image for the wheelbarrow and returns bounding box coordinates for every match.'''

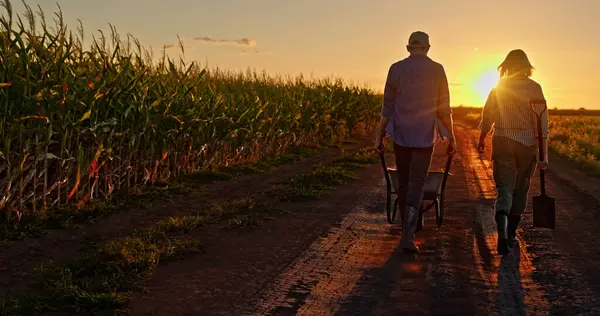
[379,152,454,230]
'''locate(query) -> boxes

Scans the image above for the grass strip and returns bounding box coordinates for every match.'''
[0,184,199,244]
[272,148,379,201]
[1,198,283,315]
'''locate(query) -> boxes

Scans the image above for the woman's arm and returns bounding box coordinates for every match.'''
[478,88,497,144]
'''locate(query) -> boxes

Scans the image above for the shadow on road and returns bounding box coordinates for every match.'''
[333,231,433,316]
[497,246,527,316]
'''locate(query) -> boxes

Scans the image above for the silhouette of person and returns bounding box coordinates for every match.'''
[374,31,456,253]
[477,49,549,256]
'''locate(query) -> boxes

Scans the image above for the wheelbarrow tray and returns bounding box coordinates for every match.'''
[385,168,445,198]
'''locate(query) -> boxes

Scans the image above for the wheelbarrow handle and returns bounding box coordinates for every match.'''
[379,153,392,188]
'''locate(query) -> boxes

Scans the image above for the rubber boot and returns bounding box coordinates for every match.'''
[507,215,521,248]
[495,212,509,256]
[400,206,420,253]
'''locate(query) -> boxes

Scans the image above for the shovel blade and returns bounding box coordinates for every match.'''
[533,194,556,229]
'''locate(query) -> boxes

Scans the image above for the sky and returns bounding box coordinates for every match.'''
[7,0,600,109]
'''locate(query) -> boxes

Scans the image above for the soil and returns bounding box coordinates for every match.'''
[4,121,600,315]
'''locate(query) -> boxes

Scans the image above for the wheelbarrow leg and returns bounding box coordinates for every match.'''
[393,196,401,224]
[434,198,441,227]
[386,189,395,224]
[438,195,444,227]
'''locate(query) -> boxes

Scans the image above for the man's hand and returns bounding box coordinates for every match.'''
[374,115,390,155]
[446,139,457,155]
[374,138,385,155]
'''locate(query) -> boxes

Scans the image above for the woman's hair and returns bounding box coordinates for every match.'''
[498,49,534,78]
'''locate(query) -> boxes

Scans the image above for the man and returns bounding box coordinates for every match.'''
[374,31,456,253]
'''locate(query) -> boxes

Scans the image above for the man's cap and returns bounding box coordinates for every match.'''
[408,31,430,47]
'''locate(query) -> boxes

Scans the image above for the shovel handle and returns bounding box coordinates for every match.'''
[536,115,547,196]
[532,99,547,196]
[539,169,546,196]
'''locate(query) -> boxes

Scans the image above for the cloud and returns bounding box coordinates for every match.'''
[194,36,256,47]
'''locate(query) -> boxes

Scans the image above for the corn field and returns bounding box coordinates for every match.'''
[548,115,600,174]
[0,1,382,220]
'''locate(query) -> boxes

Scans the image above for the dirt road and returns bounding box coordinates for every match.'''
[122,123,600,316]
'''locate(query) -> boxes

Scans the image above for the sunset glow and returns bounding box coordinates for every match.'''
[7,0,600,109]
[472,70,500,105]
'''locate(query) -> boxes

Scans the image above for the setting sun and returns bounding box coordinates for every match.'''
[472,70,499,104]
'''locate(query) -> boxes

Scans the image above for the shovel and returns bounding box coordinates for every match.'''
[531,99,555,229]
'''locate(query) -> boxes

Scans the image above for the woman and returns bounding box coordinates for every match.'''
[477,49,549,256]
